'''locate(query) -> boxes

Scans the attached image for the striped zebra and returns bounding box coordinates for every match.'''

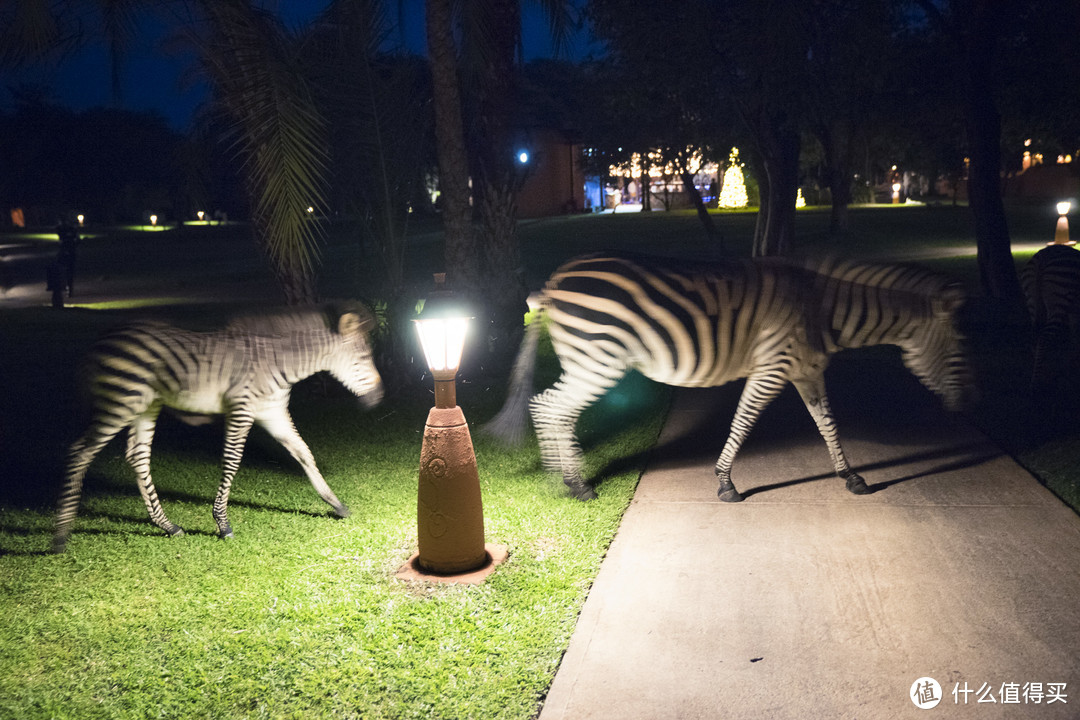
[485,252,970,502]
[1020,244,1080,392]
[52,302,383,553]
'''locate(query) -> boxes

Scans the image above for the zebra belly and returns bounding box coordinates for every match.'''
[165,389,229,415]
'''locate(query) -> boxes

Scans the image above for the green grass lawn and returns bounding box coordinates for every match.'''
[0,305,668,720]
[1,202,1077,718]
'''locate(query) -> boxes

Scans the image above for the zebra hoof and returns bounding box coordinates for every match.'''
[572,486,597,501]
[718,487,744,503]
[333,505,351,519]
[167,526,185,538]
[219,531,234,540]
[846,475,872,495]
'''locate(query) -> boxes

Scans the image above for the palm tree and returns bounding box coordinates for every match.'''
[425,0,574,365]
[193,0,327,304]
[2,0,329,305]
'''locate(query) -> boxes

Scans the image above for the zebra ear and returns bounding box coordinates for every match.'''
[338,312,361,336]
[338,308,375,336]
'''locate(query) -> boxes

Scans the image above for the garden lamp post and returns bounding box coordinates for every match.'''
[411,275,490,575]
[1052,201,1073,245]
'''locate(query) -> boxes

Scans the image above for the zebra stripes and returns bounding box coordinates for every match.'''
[52,302,383,553]
[485,252,971,502]
[1020,244,1080,392]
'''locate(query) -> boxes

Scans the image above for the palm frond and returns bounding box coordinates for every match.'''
[196,0,328,293]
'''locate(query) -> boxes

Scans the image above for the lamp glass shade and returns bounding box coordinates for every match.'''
[415,316,469,373]
[1057,201,1071,216]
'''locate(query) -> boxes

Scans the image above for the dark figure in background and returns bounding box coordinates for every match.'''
[55,222,79,297]
[45,262,65,308]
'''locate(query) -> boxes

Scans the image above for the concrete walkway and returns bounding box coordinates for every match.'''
[539,357,1080,719]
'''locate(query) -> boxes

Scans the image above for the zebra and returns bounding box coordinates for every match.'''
[52,301,383,553]
[1020,244,1080,393]
[484,252,971,502]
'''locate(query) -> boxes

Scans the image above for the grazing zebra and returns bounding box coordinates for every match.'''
[485,252,970,502]
[1020,244,1080,392]
[52,302,383,553]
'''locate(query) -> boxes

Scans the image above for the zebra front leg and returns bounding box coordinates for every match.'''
[792,377,870,495]
[256,408,350,518]
[530,379,614,501]
[126,407,186,537]
[715,370,790,502]
[213,411,256,539]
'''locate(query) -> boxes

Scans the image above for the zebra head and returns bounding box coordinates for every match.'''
[328,303,384,409]
[898,285,974,411]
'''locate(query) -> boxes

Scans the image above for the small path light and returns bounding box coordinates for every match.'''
[1052,201,1074,245]
[397,274,507,584]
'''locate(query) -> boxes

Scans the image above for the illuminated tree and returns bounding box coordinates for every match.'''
[718,148,748,209]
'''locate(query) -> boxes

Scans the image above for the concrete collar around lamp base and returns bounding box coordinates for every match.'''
[396,275,507,585]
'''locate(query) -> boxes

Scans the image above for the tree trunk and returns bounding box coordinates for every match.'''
[681,170,723,251]
[820,123,853,237]
[425,0,480,294]
[469,0,528,367]
[752,123,800,257]
[640,159,652,211]
[964,0,1023,305]
[479,180,529,360]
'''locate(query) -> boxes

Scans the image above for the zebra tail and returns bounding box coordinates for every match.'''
[481,308,543,447]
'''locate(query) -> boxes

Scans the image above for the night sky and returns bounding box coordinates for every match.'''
[5,0,598,131]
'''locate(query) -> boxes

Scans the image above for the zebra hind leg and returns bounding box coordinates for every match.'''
[126,408,185,538]
[53,423,125,553]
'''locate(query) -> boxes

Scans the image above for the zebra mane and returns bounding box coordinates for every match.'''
[225,301,373,337]
[807,256,955,295]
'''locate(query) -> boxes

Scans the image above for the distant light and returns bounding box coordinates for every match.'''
[150,214,158,226]
[197,211,205,221]
[1053,201,1074,245]
[76,214,84,226]
[892,183,902,192]
[517,150,529,164]
[306,206,315,214]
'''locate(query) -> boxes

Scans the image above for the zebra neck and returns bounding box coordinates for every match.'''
[264,333,335,384]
